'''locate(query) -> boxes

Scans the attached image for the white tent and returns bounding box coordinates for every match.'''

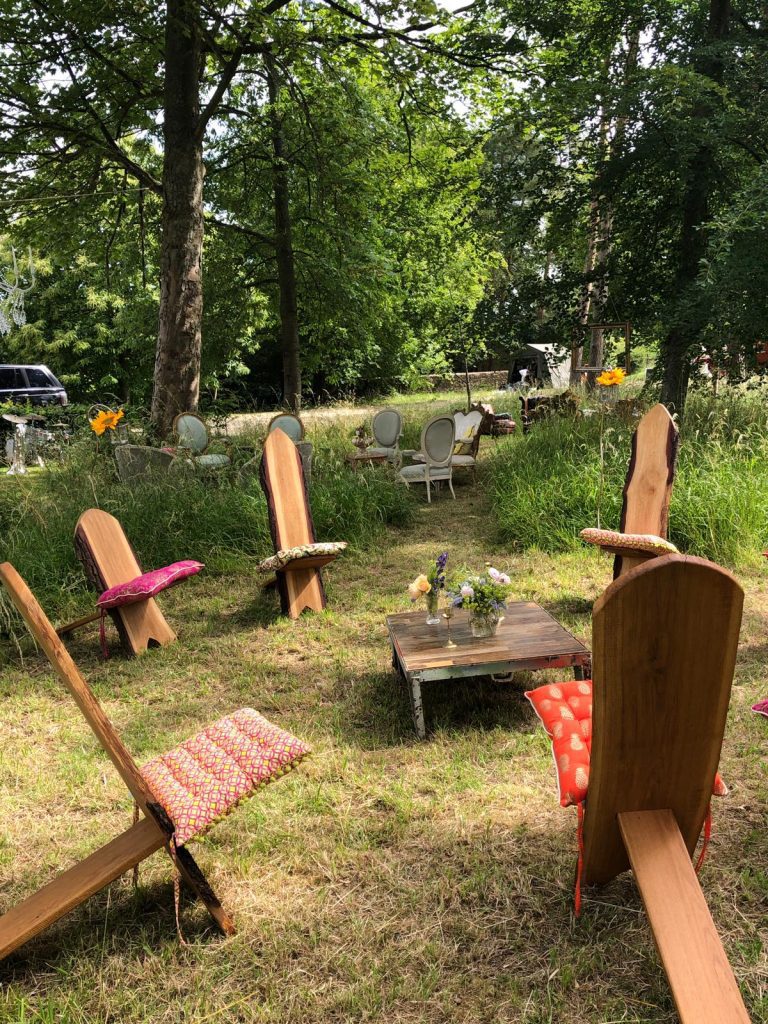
[509,343,571,389]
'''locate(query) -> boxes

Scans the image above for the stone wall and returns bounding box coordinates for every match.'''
[421,370,509,392]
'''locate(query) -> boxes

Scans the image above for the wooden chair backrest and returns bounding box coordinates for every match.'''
[261,429,315,551]
[582,554,743,886]
[0,563,157,813]
[75,509,143,590]
[620,403,678,537]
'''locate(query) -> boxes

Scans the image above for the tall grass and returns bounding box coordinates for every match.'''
[488,390,768,568]
[0,427,412,617]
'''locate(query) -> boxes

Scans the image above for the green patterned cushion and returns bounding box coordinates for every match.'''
[580,528,678,556]
[259,542,347,572]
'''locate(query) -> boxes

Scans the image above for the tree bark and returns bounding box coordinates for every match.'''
[266,53,301,413]
[151,0,204,437]
[659,0,730,416]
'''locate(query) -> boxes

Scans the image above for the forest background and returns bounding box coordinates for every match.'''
[0,0,766,432]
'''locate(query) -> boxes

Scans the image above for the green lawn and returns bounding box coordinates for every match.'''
[0,410,766,1023]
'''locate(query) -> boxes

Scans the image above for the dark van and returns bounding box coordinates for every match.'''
[0,365,68,406]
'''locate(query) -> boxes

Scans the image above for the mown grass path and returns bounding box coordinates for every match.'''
[0,465,766,1023]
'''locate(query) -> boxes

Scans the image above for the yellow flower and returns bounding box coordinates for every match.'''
[408,574,432,601]
[103,408,125,430]
[89,410,110,436]
[596,367,626,387]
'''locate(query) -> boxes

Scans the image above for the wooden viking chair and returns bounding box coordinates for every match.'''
[528,555,749,1024]
[0,563,310,961]
[58,508,177,656]
[259,429,346,619]
[581,403,680,577]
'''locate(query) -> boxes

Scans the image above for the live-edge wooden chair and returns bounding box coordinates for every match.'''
[259,429,346,618]
[0,562,310,961]
[528,555,749,1024]
[59,508,177,656]
[581,403,680,577]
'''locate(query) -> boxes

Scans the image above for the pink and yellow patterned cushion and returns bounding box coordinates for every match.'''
[97,561,204,609]
[141,708,311,845]
[526,679,727,807]
[580,527,678,556]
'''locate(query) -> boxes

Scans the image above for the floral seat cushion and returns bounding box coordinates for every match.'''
[526,679,727,807]
[259,541,347,573]
[580,527,678,556]
[141,708,311,846]
[97,561,204,609]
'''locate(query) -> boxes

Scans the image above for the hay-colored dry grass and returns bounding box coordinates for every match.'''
[0,444,767,1023]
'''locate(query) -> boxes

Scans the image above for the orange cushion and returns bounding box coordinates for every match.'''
[141,709,310,845]
[526,680,727,807]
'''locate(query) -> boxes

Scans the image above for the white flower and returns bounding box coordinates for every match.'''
[460,584,474,599]
[497,573,510,585]
[488,567,500,580]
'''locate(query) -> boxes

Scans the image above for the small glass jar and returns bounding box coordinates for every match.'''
[469,608,500,638]
[425,588,441,625]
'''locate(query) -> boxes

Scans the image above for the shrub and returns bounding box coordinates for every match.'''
[488,390,768,568]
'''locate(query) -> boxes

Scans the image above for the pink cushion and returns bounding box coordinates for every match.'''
[752,699,768,718]
[97,561,203,609]
[141,709,311,845]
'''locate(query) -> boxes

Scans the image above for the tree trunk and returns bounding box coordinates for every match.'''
[266,53,301,413]
[151,0,204,438]
[659,0,730,416]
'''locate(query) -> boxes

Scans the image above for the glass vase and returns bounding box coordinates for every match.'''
[469,608,500,638]
[425,589,441,625]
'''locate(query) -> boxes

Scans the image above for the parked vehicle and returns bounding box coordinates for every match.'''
[0,364,68,407]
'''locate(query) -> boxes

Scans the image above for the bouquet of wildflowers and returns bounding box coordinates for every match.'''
[408,551,448,602]
[449,566,511,616]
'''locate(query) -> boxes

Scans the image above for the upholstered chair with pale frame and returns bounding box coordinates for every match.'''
[367,408,404,465]
[399,415,456,503]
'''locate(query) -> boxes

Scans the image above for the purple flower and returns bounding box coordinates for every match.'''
[436,551,449,571]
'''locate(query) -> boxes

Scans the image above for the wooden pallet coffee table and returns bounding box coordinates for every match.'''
[387,603,591,738]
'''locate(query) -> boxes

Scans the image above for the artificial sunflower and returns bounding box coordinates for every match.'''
[89,410,111,436]
[596,367,627,387]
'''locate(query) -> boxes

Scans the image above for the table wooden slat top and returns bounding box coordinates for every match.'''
[387,602,589,682]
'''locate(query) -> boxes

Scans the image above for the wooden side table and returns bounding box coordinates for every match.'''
[346,451,389,470]
[387,603,591,738]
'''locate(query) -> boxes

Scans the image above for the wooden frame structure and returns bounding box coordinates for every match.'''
[582,554,749,1023]
[260,428,341,618]
[0,563,237,961]
[59,508,176,656]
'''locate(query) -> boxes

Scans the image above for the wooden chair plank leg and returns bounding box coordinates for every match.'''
[619,809,750,1024]
[0,816,165,961]
[56,610,101,637]
[167,844,236,936]
[285,567,325,618]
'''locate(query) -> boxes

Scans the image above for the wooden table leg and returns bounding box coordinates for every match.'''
[391,645,426,739]
[409,676,426,739]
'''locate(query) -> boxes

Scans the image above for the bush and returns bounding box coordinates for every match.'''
[488,390,768,568]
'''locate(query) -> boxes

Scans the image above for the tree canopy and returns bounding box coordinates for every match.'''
[0,0,765,418]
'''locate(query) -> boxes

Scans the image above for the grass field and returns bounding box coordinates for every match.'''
[0,394,766,1023]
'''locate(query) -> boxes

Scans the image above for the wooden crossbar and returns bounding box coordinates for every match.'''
[619,810,750,1024]
[0,817,165,961]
